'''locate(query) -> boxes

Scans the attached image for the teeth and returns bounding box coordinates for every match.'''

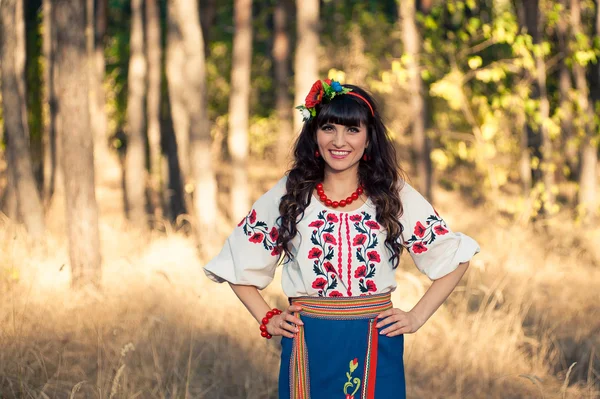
[331,151,350,155]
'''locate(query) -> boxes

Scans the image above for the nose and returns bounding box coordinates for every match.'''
[333,131,346,147]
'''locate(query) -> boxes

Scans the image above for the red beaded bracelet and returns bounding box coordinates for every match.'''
[260,308,282,339]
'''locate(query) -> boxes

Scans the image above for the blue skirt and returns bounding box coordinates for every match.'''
[278,293,406,399]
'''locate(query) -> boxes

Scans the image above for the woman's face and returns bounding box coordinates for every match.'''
[316,122,368,174]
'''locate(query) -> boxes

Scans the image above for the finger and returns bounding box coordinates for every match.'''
[376,314,403,328]
[380,321,408,335]
[387,325,412,336]
[279,320,299,334]
[287,304,303,313]
[376,309,395,320]
[284,311,304,326]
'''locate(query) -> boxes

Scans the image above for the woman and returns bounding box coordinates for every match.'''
[204,80,480,399]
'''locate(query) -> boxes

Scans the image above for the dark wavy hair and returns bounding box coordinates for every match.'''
[276,84,407,267]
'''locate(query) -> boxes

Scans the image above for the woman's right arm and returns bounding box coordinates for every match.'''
[229,283,303,338]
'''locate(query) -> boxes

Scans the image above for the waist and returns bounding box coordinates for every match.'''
[290,292,392,320]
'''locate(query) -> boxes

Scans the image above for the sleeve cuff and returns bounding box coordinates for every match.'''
[427,232,481,280]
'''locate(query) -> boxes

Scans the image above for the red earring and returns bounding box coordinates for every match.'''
[315,150,320,158]
[362,154,367,161]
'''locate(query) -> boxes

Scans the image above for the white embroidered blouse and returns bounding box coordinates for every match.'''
[203,176,480,298]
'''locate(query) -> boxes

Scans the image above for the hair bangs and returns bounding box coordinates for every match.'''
[315,95,370,128]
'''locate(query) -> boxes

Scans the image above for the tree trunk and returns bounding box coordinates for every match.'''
[293,0,319,134]
[200,0,217,55]
[523,0,555,214]
[0,0,45,238]
[146,0,163,222]
[274,0,293,165]
[166,7,191,184]
[228,0,252,222]
[168,0,219,259]
[125,0,148,229]
[557,0,576,179]
[90,0,120,192]
[53,0,101,288]
[42,0,59,207]
[572,0,598,222]
[400,0,432,199]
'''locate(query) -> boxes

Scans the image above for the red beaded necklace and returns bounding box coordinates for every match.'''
[316,182,363,208]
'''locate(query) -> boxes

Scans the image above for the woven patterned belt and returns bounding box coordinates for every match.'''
[288,293,392,399]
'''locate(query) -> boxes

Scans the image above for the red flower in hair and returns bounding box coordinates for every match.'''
[305,80,324,108]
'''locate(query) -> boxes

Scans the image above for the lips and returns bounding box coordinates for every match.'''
[329,150,351,159]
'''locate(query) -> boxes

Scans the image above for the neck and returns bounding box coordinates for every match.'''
[322,166,360,197]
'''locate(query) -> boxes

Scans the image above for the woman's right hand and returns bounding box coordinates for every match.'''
[266,304,304,338]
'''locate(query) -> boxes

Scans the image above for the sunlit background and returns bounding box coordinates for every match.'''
[0,0,599,398]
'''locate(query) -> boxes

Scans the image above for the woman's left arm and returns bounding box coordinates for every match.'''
[376,261,470,336]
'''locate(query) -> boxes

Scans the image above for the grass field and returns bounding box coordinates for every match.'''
[1,175,599,398]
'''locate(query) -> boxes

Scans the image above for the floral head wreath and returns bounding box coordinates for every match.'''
[295,79,375,122]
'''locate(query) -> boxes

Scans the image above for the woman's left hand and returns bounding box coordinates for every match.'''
[375,308,423,336]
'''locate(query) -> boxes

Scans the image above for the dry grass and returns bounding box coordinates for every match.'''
[1,176,599,398]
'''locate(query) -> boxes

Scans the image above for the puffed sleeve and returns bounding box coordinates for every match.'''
[203,176,287,289]
[399,181,480,280]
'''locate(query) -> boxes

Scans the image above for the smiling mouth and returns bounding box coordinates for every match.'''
[329,150,351,159]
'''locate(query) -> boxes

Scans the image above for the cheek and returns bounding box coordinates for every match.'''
[349,134,368,150]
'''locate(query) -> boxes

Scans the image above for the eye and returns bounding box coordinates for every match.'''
[348,126,360,133]
[321,124,334,131]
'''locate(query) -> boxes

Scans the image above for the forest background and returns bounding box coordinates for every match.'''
[1,0,599,398]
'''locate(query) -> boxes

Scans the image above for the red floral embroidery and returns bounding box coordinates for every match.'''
[349,214,362,222]
[269,226,279,241]
[326,213,339,223]
[434,225,448,235]
[309,210,339,296]
[323,233,337,245]
[308,247,323,259]
[403,212,449,255]
[329,290,343,297]
[412,242,428,254]
[352,234,367,246]
[249,232,264,243]
[365,220,380,230]
[324,262,336,274]
[367,251,380,263]
[312,278,327,290]
[366,280,377,292]
[309,220,324,228]
[414,221,427,237]
[354,265,367,278]
[238,208,280,256]
[352,212,381,294]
